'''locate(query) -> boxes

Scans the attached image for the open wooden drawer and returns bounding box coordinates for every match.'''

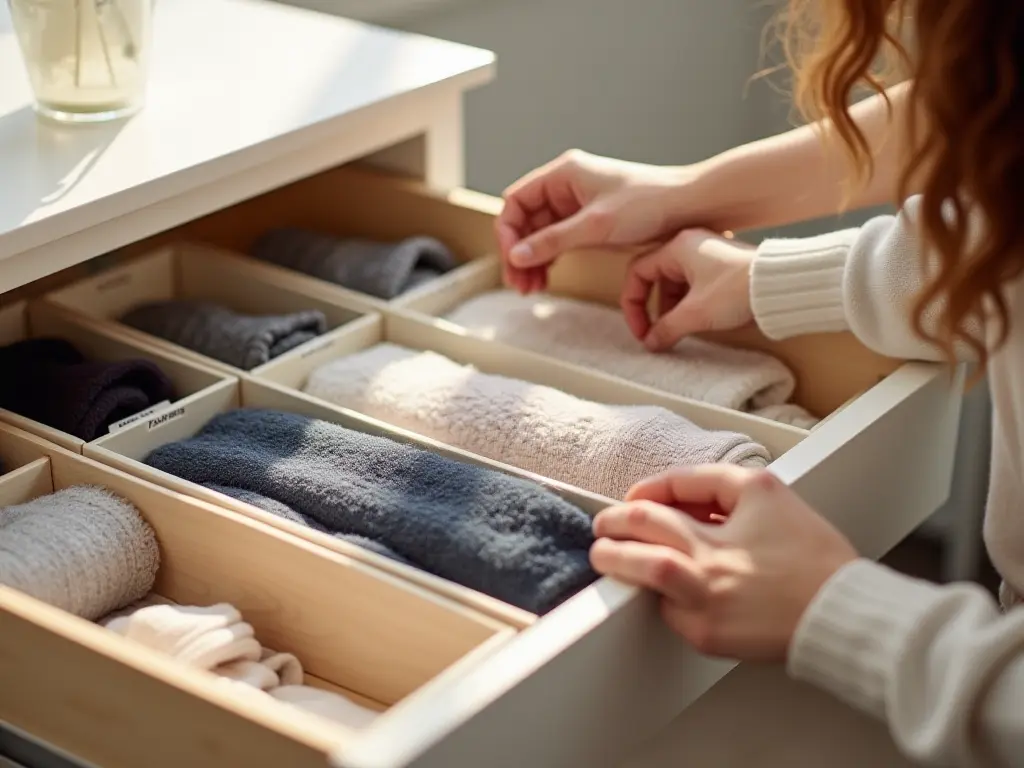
[0,299,234,453]
[0,422,515,768]
[19,164,967,768]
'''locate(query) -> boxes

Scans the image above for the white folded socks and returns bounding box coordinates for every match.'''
[303,343,771,499]
[105,602,379,729]
[443,290,819,428]
[0,486,159,620]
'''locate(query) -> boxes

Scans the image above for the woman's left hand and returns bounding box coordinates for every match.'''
[590,465,859,662]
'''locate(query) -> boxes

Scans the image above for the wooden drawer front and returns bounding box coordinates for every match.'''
[41,243,380,378]
[65,164,965,768]
[0,300,234,453]
[0,423,513,768]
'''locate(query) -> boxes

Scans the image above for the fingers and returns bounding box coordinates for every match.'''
[625,464,766,516]
[507,208,599,270]
[589,538,708,608]
[593,500,699,554]
[620,244,706,351]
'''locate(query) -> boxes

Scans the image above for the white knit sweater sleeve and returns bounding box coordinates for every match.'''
[788,560,1024,767]
[750,199,1024,765]
[750,195,978,362]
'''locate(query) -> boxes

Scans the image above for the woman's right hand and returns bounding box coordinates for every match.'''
[496,150,700,293]
[621,229,756,352]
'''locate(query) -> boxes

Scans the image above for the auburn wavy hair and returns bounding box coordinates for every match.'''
[774,0,1024,365]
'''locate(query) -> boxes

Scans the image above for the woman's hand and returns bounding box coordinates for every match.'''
[589,465,858,662]
[496,150,701,293]
[620,228,757,352]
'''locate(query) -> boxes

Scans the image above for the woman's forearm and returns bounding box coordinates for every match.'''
[678,81,916,232]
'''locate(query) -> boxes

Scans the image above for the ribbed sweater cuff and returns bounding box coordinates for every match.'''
[750,229,859,339]
[787,558,947,719]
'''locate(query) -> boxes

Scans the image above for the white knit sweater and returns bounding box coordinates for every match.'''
[752,195,1024,768]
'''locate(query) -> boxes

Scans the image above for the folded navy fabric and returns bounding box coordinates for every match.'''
[0,338,175,440]
[251,228,458,300]
[121,300,327,371]
[144,409,597,614]
[204,483,411,566]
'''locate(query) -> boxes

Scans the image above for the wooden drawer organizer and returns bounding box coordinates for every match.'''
[0,300,234,453]
[8,164,966,768]
[0,423,513,768]
[41,243,380,377]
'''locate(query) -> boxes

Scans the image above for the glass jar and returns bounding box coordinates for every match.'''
[7,0,153,123]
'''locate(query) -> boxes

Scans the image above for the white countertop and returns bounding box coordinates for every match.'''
[0,0,494,267]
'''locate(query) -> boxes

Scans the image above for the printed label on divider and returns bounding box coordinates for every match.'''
[107,400,171,433]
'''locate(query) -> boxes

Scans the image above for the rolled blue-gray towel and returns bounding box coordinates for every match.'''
[143,409,597,614]
[120,300,327,371]
[251,228,457,300]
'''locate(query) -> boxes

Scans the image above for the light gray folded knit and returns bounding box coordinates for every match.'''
[251,228,458,300]
[443,290,819,428]
[121,300,328,371]
[0,486,159,620]
[303,343,771,499]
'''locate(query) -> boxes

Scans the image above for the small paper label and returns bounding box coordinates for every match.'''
[146,406,187,431]
[107,400,171,433]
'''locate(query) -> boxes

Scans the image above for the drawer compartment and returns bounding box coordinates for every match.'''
[86,377,616,627]
[68,164,965,768]
[254,310,807,483]
[0,423,513,768]
[0,300,234,452]
[41,243,379,377]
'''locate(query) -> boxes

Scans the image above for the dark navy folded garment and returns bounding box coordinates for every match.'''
[144,408,598,614]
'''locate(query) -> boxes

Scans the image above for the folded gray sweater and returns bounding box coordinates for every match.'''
[143,409,597,614]
[251,228,458,300]
[121,300,327,371]
[304,343,771,499]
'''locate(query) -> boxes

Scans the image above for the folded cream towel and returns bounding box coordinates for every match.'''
[303,343,771,499]
[269,686,380,729]
[105,602,379,728]
[0,486,159,620]
[443,290,818,427]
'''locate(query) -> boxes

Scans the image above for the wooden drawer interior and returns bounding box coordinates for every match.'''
[162,164,906,419]
[0,300,234,453]
[0,424,513,768]
[86,376,619,627]
[255,310,806,462]
[41,244,379,377]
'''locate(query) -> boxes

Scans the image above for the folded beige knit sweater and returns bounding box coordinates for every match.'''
[443,290,818,428]
[303,343,771,499]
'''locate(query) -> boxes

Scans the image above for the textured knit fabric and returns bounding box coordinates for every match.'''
[143,408,598,614]
[443,289,818,428]
[121,300,327,371]
[751,195,1024,767]
[251,228,458,300]
[204,483,411,565]
[303,343,771,499]
[0,338,176,440]
[268,686,379,729]
[105,602,379,728]
[0,486,159,620]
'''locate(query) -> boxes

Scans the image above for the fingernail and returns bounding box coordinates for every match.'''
[509,242,535,266]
